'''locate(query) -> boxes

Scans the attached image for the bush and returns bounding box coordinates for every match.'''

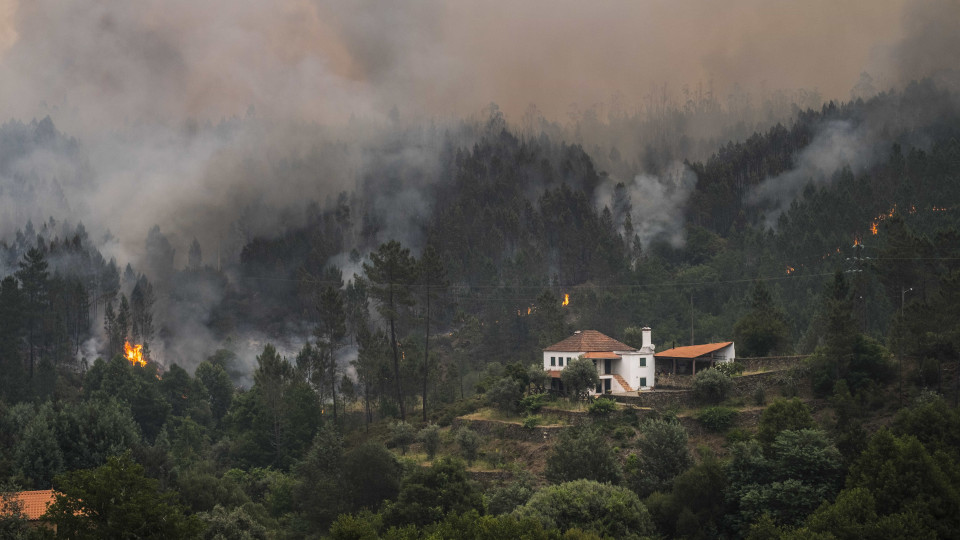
[486,377,523,413]
[588,397,617,416]
[418,424,441,460]
[752,385,767,406]
[627,418,691,497]
[456,427,481,465]
[521,416,541,430]
[696,406,737,432]
[692,369,732,404]
[715,361,745,377]
[612,426,635,441]
[520,393,550,414]
[561,357,600,401]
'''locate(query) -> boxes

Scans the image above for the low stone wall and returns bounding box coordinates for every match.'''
[738,355,809,373]
[451,417,567,442]
[654,373,695,389]
[614,390,697,409]
[730,370,784,397]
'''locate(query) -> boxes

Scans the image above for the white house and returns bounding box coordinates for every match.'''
[543,328,655,394]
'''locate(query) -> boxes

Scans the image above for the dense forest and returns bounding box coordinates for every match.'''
[1,77,960,539]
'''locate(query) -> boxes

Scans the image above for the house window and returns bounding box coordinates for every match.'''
[604,359,612,375]
[550,357,556,366]
[640,377,647,387]
[559,357,564,367]
[640,357,646,367]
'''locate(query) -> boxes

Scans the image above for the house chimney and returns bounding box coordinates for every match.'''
[641,327,652,348]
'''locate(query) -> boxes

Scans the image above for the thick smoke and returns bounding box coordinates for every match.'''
[0,0,955,373]
[749,121,877,227]
[595,163,698,248]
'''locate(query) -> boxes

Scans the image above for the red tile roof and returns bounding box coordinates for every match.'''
[544,330,637,352]
[655,342,734,359]
[4,490,55,521]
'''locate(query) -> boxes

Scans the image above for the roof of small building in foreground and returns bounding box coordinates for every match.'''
[655,342,734,359]
[4,489,55,521]
[544,330,637,353]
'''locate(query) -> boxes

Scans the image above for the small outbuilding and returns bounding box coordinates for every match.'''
[654,342,736,375]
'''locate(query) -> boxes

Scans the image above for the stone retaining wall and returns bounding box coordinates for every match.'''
[451,417,567,442]
[738,355,809,373]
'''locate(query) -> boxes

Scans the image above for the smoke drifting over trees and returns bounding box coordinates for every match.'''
[0,0,956,373]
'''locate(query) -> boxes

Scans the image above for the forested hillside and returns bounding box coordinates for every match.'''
[2,77,960,538]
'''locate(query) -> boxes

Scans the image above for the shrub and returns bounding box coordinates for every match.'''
[520,393,550,414]
[715,361,745,377]
[588,397,617,416]
[752,385,767,406]
[612,426,635,441]
[418,424,441,460]
[486,377,523,413]
[521,416,541,430]
[692,369,732,404]
[696,406,737,432]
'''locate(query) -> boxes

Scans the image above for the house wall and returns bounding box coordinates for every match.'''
[543,351,580,371]
[543,351,654,393]
[618,352,655,390]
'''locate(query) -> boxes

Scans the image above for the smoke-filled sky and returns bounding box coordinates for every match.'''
[0,0,956,259]
[0,0,944,129]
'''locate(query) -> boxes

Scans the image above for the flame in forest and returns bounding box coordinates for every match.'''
[562,294,570,307]
[786,266,795,275]
[870,205,897,235]
[124,341,146,367]
[853,234,862,247]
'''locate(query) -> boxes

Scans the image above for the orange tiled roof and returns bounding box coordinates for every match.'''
[655,342,733,359]
[544,330,637,352]
[548,370,562,379]
[5,490,55,521]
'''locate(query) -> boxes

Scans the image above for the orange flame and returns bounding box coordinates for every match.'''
[124,341,146,367]
[786,266,795,275]
[853,234,862,247]
[562,293,570,307]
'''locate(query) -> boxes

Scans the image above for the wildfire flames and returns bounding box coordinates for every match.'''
[562,293,570,307]
[786,266,795,275]
[124,341,146,367]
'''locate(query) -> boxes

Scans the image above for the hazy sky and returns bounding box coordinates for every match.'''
[0,0,927,129]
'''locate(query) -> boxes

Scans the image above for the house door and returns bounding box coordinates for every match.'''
[604,379,612,393]
[604,359,612,374]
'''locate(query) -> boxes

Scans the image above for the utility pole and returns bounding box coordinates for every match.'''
[689,292,694,345]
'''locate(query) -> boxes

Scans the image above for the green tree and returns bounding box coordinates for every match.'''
[341,443,401,512]
[197,505,267,540]
[486,376,523,413]
[253,344,295,466]
[45,452,203,539]
[419,424,441,460]
[545,426,621,484]
[734,280,790,356]
[627,418,691,496]
[195,360,234,423]
[560,356,599,401]
[314,268,347,422]
[364,240,418,421]
[456,427,481,466]
[757,398,814,449]
[382,457,483,528]
[16,247,48,379]
[390,421,416,455]
[293,424,343,530]
[514,479,654,539]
